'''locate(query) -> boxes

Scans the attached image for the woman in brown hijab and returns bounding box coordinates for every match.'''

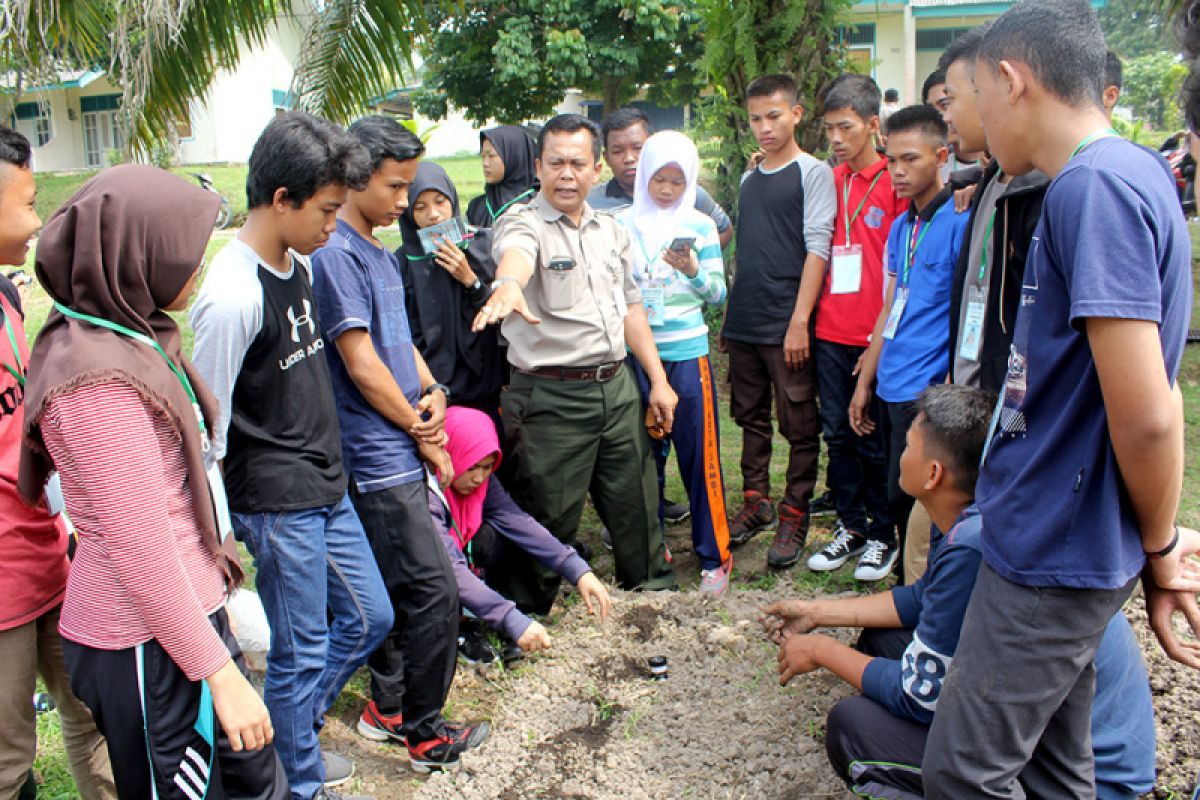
[19,165,288,799]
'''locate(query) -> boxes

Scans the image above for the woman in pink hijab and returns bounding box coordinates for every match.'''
[431,407,611,663]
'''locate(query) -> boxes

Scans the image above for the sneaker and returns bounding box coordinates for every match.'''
[767,504,809,570]
[729,490,777,546]
[501,642,525,667]
[600,526,613,550]
[357,701,405,743]
[322,752,355,787]
[406,721,491,773]
[314,790,374,800]
[854,539,899,582]
[699,556,732,598]
[807,523,867,572]
[809,490,836,517]
[458,621,498,665]
[663,500,691,524]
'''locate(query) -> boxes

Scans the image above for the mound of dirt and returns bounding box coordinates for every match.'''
[417,589,854,800]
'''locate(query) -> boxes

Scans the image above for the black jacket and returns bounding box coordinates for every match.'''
[947,161,1049,393]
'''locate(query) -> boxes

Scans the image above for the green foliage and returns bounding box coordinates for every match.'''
[1123,51,1189,128]
[415,0,705,124]
[1099,0,1172,60]
[693,0,853,215]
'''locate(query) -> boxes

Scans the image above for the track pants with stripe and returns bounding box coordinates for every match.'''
[63,609,289,800]
[630,355,731,571]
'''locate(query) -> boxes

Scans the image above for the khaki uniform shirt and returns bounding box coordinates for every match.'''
[492,192,642,371]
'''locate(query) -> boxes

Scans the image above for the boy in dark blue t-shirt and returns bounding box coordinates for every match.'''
[849,105,968,582]
[922,2,1196,798]
[312,116,489,774]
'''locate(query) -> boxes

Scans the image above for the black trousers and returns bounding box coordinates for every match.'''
[350,480,459,742]
[62,609,288,800]
[881,399,919,558]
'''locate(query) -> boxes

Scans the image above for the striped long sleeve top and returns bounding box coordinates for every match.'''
[42,381,230,681]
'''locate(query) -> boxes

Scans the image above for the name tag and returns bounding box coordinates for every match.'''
[957,284,987,362]
[207,463,234,542]
[643,286,666,326]
[830,244,863,295]
[882,286,908,340]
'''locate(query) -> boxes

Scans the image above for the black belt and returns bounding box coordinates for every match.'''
[518,362,623,382]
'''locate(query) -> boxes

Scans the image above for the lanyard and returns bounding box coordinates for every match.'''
[842,169,885,246]
[53,302,207,440]
[1070,128,1118,159]
[405,237,470,262]
[2,310,24,387]
[901,214,933,286]
[486,188,535,223]
[976,169,1007,285]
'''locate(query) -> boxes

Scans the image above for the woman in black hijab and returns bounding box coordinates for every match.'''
[465,126,539,227]
[399,162,508,417]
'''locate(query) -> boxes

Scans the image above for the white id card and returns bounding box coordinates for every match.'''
[957,284,987,362]
[206,463,235,542]
[882,286,909,340]
[643,286,666,326]
[830,245,863,295]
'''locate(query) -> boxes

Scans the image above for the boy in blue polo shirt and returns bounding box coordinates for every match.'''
[849,105,968,581]
[923,2,1194,796]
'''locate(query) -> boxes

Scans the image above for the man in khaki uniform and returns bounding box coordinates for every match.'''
[473,113,678,612]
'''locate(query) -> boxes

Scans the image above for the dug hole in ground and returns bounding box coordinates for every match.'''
[276,566,1200,800]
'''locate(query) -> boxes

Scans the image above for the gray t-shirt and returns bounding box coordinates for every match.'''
[953,175,1011,387]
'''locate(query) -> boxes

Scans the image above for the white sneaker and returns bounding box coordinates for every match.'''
[854,539,898,581]
[806,523,866,571]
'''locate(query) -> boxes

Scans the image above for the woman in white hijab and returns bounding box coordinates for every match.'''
[618,130,734,597]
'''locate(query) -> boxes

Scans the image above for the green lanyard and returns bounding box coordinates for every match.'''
[976,169,1005,285]
[1070,128,1118,159]
[53,302,207,440]
[485,188,535,224]
[901,214,933,287]
[2,310,24,387]
[842,169,886,246]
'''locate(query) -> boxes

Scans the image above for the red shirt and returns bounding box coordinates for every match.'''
[0,291,70,632]
[814,157,909,347]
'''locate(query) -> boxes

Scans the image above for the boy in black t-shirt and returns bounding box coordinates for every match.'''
[722,73,836,571]
[192,113,392,800]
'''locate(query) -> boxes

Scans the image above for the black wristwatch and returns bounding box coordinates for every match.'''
[423,382,450,400]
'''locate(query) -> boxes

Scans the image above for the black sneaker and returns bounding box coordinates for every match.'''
[809,490,836,517]
[806,522,866,571]
[600,527,613,550]
[854,539,899,582]
[501,642,526,667]
[406,721,490,773]
[457,620,498,665]
[663,500,691,524]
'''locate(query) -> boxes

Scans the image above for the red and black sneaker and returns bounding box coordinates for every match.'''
[356,701,405,743]
[406,721,491,773]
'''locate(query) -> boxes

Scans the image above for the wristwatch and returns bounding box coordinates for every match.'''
[422,382,450,400]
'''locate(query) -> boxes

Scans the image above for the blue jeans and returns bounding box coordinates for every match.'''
[233,494,392,800]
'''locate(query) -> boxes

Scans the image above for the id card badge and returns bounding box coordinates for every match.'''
[643,286,666,326]
[882,286,909,340]
[206,463,235,542]
[957,284,987,362]
[830,245,863,295]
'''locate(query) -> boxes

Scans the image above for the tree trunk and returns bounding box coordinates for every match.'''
[602,77,624,117]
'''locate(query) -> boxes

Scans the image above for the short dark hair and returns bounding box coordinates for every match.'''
[747,73,798,104]
[921,70,947,104]
[820,74,882,121]
[977,0,1105,108]
[937,23,993,74]
[347,115,424,173]
[884,88,900,103]
[601,107,652,149]
[536,114,602,162]
[1105,49,1123,90]
[246,111,371,209]
[915,384,997,496]
[0,126,31,171]
[885,103,949,144]
[1178,1,1200,132]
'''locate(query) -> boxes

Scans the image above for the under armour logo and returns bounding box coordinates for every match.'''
[287,300,316,343]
